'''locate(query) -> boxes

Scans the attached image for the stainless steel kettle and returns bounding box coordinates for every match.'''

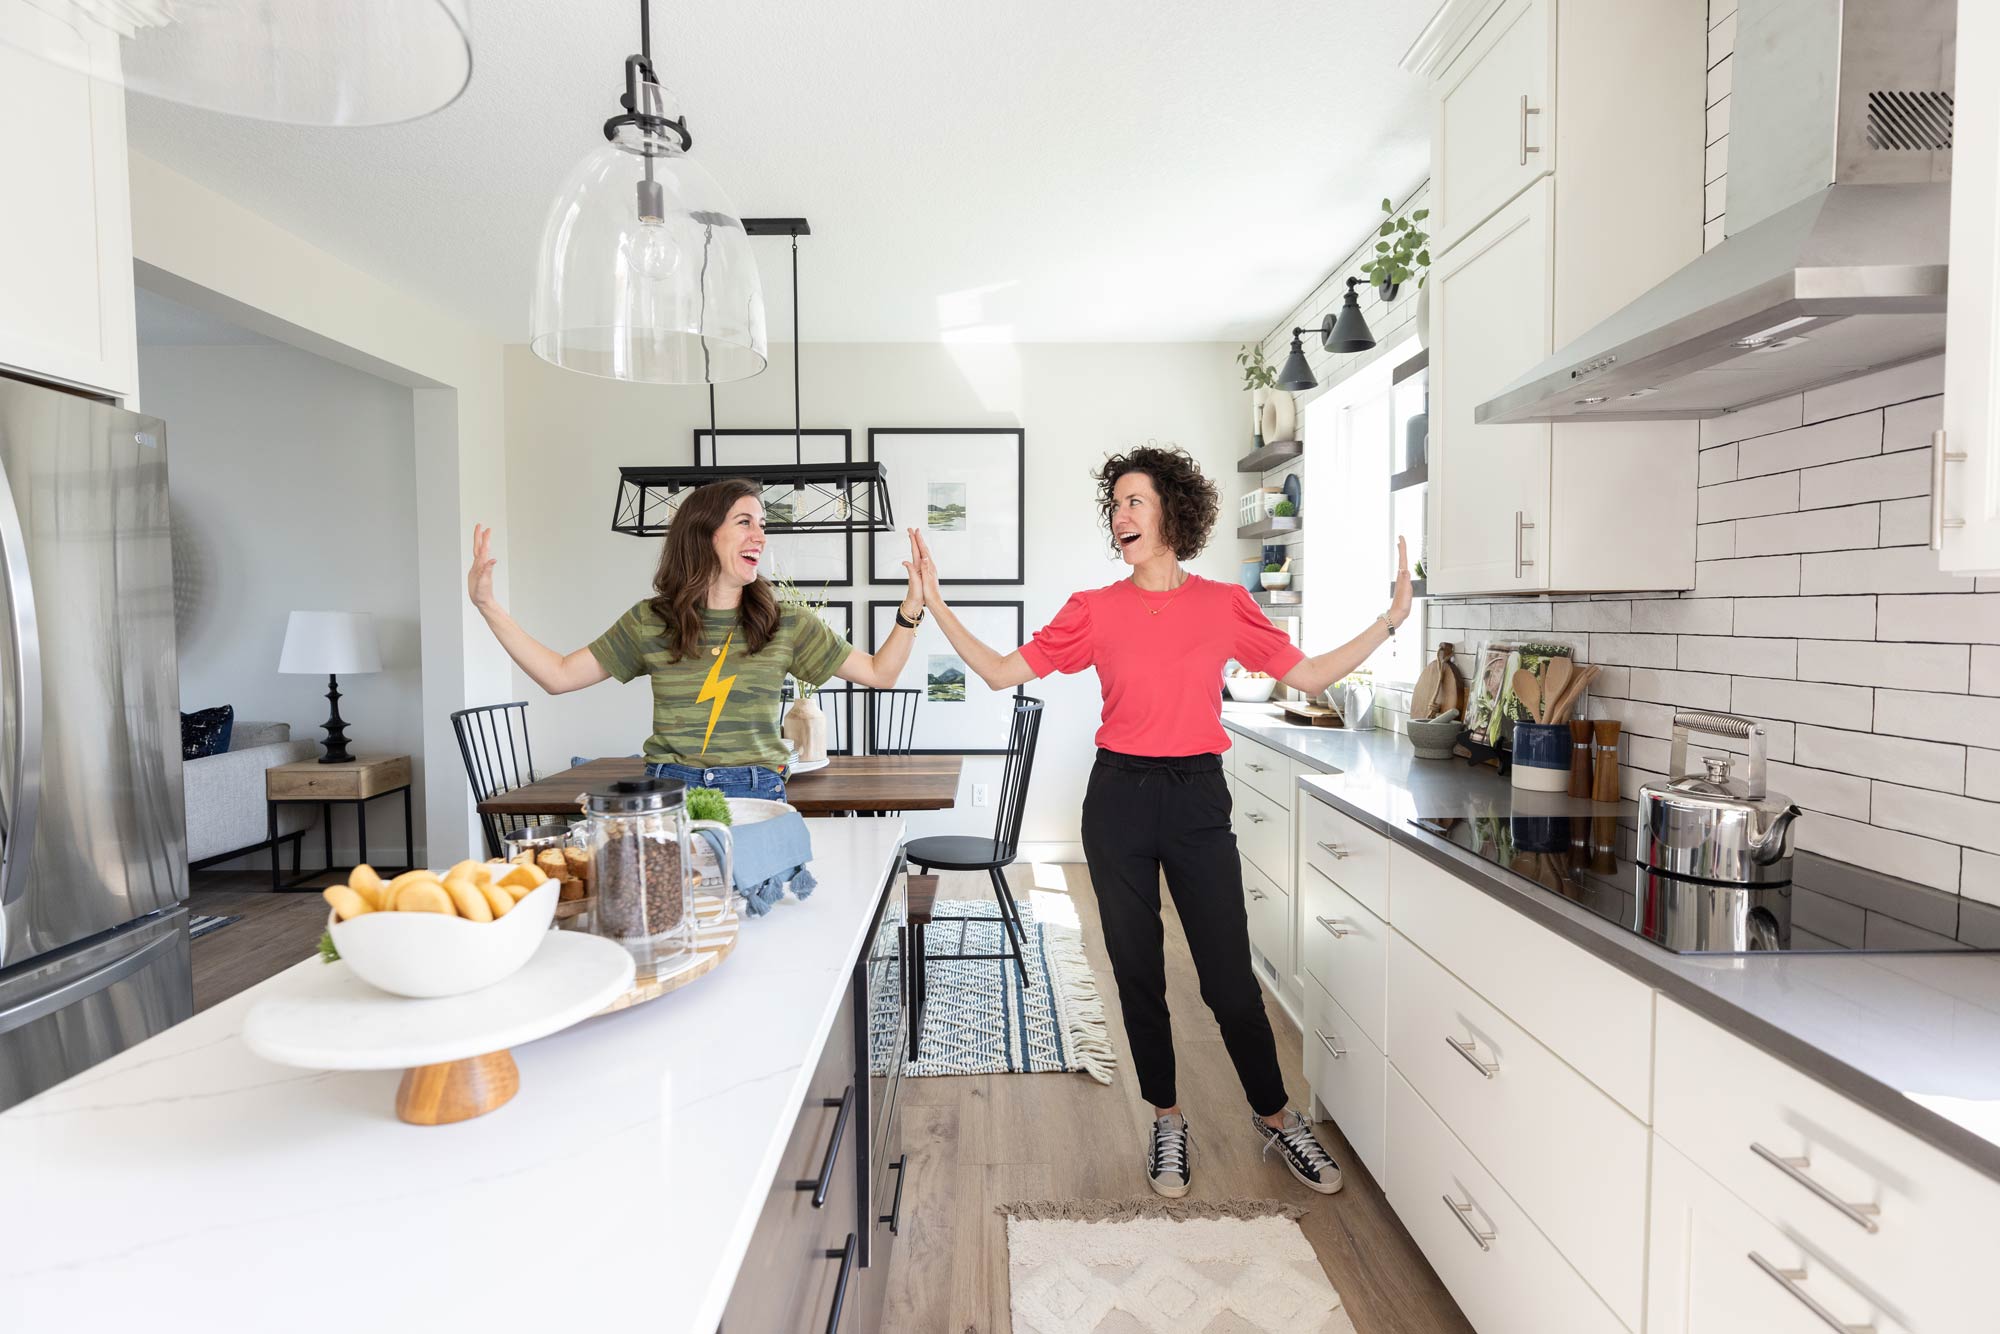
[1637,712,1802,886]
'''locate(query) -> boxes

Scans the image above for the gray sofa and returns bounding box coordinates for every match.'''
[185,721,318,867]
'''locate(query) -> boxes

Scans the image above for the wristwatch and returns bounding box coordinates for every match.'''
[895,605,925,630]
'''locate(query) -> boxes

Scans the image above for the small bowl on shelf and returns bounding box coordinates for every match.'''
[328,882,558,999]
[1260,572,1292,590]
[1225,674,1277,703]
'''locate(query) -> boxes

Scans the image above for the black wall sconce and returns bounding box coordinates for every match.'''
[1275,277,1378,391]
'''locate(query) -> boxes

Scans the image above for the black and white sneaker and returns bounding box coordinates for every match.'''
[1255,1110,1344,1195]
[1147,1112,1191,1198]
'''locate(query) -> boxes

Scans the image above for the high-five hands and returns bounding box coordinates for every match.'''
[1390,536,1413,628]
[903,528,943,609]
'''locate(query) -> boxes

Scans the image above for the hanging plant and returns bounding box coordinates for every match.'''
[1359,198,1431,301]
[1236,343,1279,392]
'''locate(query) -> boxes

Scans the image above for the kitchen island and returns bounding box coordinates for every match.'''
[0,819,908,1334]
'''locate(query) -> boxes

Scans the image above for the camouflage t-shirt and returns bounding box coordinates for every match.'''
[588,601,853,769]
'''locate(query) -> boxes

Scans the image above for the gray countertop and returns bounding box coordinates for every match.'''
[1220,706,2000,1185]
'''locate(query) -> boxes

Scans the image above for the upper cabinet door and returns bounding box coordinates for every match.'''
[1940,0,2000,574]
[0,3,137,400]
[1429,0,1555,258]
[1428,178,1553,595]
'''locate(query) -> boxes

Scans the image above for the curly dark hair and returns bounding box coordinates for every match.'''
[1094,444,1220,560]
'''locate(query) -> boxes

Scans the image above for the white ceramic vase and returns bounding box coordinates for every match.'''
[1261,389,1297,445]
[783,694,827,764]
[1415,285,1431,348]
[1249,388,1268,447]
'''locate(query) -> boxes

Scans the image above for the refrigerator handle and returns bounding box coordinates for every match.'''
[0,455,41,909]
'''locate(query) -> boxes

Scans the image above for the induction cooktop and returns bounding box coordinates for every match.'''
[1408,808,2000,956]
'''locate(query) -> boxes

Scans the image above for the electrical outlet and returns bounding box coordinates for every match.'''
[972,783,992,807]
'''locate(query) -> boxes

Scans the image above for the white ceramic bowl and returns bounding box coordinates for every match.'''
[327,881,558,999]
[1226,675,1277,703]
[1260,572,1291,590]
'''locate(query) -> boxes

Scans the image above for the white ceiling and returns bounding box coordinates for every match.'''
[127,0,1432,345]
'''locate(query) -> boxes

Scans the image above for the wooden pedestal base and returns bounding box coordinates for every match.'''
[395,1049,519,1125]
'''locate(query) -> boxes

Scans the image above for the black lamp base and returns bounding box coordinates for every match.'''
[319,673,355,764]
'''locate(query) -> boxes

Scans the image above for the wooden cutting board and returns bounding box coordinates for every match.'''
[1277,700,1344,728]
[1412,643,1463,720]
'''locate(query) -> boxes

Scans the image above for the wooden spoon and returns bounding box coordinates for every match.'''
[1513,667,1545,724]
[1546,664,1599,723]
[1542,657,1573,723]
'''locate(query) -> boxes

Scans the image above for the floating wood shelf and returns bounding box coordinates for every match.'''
[1390,464,1428,491]
[1396,578,1429,599]
[1237,439,1304,473]
[1237,516,1300,540]
[1253,590,1302,607]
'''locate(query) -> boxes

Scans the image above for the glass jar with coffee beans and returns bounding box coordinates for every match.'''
[576,778,734,979]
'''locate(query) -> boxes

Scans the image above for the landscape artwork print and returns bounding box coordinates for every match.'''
[927,654,968,701]
[928,482,968,531]
[869,600,1023,753]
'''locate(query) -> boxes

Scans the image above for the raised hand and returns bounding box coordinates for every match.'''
[898,527,925,613]
[467,524,498,611]
[906,527,944,608]
[1390,535,1413,628]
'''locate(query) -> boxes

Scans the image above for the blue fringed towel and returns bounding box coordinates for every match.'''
[698,808,816,916]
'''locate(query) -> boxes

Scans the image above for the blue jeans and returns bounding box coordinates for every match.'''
[645,761,787,802]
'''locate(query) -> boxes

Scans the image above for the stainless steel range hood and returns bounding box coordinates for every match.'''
[1477,0,1955,425]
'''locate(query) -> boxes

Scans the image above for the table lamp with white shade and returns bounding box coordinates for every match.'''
[278,611,382,764]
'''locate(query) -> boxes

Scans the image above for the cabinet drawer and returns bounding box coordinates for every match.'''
[1389,932,1647,1329]
[1235,738,1293,805]
[1388,842,1652,1117]
[722,1082,858,1332]
[1384,1068,1624,1334]
[1654,999,1996,1333]
[1649,1135,1912,1334]
[1241,855,1290,979]
[1430,0,1554,256]
[1299,864,1387,1050]
[1233,780,1290,891]
[1300,794,1388,919]
[1304,975,1386,1181]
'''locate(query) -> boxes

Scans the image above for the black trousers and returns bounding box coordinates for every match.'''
[1081,748,1289,1118]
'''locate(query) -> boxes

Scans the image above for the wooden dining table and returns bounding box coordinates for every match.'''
[475,754,964,821]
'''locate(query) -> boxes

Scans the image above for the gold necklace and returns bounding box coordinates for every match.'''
[1131,571,1191,616]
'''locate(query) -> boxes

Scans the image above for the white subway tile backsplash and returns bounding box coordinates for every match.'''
[1732,675,1873,728]
[1697,522,1736,560]
[1871,783,2000,857]
[1875,690,2000,749]
[1964,850,2000,909]
[1733,503,1879,556]
[1767,761,1871,821]
[1796,639,1970,692]
[1678,634,1797,676]
[1694,555,1800,596]
[1699,394,1803,448]
[1879,497,1932,547]
[1591,696,1676,740]
[1698,444,1738,485]
[1706,53,1732,104]
[1730,596,1875,640]
[1798,449,1931,509]
[1587,633,1679,668]
[1488,601,1554,631]
[1703,216,1725,252]
[1703,177,1726,223]
[1706,95,1730,145]
[1737,413,1881,478]
[1630,597,1734,634]
[1877,594,2000,645]
[1975,647,2000,696]
[1553,600,1631,632]
[1800,547,1977,595]
[1705,135,1729,184]
[1795,724,1965,794]
[1883,395,1944,454]
[1629,734,1673,775]
[1626,667,1734,710]
[1698,472,1800,521]
[1968,749,2000,803]
[1796,814,1960,892]
[1709,6,1736,52]
[1801,356,1945,423]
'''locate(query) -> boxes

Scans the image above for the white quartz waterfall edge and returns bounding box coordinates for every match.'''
[999,1205,1354,1333]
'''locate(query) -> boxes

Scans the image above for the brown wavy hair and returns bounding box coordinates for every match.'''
[648,479,781,663]
[1094,444,1219,560]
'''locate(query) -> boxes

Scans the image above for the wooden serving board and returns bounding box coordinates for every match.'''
[1277,701,1345,728]
[594,894,741,1015]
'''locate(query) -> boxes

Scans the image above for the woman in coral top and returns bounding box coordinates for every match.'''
[910,444,1411,1200]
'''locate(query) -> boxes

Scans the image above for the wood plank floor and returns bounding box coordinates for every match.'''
[187,870,341,1013]
[881,863,1471,1334]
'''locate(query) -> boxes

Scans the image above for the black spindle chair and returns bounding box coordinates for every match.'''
[450,702,541,858]
[905,697,1045,1027]
[864,687,922,755]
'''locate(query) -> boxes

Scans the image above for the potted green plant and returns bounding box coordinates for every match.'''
[1236,343,1296,449]
[1360,198,1430,303]
[1260,561,1291,591]
[1271,499,1297,518]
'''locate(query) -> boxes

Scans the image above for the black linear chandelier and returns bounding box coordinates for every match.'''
[612,219,896,536]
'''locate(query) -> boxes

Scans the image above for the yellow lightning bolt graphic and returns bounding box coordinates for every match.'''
[696,632,737,754]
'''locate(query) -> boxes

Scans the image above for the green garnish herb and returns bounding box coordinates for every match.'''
[318,931,340,963]
[686,787,733,825]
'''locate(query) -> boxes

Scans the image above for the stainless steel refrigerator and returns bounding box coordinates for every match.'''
[0,373,191,1111]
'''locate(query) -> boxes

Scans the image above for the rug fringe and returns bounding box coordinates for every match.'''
[1043,920,1117,1086]
[997,1198,1307,1223]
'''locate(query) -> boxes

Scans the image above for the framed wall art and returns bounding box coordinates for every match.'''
[694,428,855,585]
[867,600,1024,754]
[867,428,1024,585]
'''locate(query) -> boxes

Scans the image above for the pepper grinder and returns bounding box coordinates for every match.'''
[1567,720,1594,798]
[1591,720,1623,803]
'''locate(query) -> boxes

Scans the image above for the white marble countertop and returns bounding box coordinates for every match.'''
[0,819,908,1334]
[1220,706,2000,1183]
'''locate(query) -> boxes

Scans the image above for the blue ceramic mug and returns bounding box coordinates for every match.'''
[1511,721,1572,792]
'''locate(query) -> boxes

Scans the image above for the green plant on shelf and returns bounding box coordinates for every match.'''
[1414,557,1427,580]
[1236,343,1278,392]
[1263,562,1283,574]
[1359,198,1431,293]
[1271,499,1297,518]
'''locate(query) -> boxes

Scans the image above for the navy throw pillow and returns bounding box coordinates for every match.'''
[181,705,234,761]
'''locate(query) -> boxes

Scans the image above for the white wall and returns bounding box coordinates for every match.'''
[501,340,1244,850]
[140,341,427,865]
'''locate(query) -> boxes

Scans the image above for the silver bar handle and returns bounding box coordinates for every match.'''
[1245,812,1267,824]
[1518,95,1541,166]
[0,455,41,911]
[1315,839,1350,859]
[1446,1034,1499,1078]
[1245,761,1268,773]
[1748,1253,1876,1334]
[1668,711,1767,800]
[1443,1193,1495,1250]
[1930,428,1967,551]
[1247,887,1267,902]
[1313,1027,1345,1059]
[1750,1143,1881,1234]
[1513,511,1536,578]
[1315,915,1351,938]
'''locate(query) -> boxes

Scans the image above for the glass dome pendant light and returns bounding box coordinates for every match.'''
[0,1,473,127]
[529,0,767,385]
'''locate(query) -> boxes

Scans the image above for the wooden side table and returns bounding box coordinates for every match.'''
[265,755,414,891]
